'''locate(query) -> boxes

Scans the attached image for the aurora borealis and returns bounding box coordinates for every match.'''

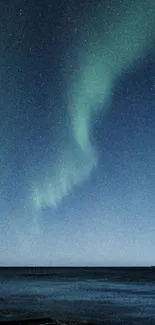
[0,0,155,266]
[33,0,155,209]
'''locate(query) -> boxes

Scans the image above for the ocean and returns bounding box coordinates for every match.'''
[0,267,155,324]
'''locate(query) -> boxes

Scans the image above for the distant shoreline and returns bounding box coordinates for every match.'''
[0,266,151,269]
[0,318,98,325]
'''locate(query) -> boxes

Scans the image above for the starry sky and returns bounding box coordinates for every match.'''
[0,0,155,266]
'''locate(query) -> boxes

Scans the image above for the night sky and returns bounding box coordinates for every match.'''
[0,0,155,266]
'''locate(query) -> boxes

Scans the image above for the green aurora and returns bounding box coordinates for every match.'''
[34,0,155,209]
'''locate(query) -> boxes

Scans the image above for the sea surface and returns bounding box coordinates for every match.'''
[0,267,155,324]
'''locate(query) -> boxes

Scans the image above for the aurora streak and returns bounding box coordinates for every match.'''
[34,0,155,209]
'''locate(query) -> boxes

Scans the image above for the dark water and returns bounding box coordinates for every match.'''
[0,267,155,324]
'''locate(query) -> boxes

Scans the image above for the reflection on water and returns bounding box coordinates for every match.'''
[0,267,155,323]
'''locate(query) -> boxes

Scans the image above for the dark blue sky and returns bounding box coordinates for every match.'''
[0,0,155,266]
